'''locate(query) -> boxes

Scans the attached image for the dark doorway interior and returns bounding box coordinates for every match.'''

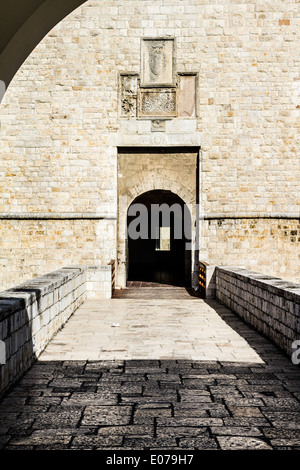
[127,190,192,287]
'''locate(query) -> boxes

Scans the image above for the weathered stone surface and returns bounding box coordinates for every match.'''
[217,436,272,450]
[138,88,177,118]
[0,267,86,398]
[141,38,174,87]
[71,435,123,449]
[81,405,133,426]
[0,0,298,290]
[216,267,300,358]
[1,320,300,450]
[178,75,196,118]
[120,74,138,118]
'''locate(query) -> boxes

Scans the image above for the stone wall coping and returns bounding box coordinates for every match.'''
[0,265,88,399]
[0,291,37,310]
[86,265,112,272]
[15,267,85,292]
[216,266,300,303]
[0,213,298,221]
[0,213,116,220]
[0,267,85,319]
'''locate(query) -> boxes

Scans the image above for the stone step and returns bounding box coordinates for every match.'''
[113,286,197,299]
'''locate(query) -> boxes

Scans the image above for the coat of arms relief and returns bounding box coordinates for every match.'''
[120,38,196,120]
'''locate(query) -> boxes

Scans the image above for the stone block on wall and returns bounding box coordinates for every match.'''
[86,264,114,299]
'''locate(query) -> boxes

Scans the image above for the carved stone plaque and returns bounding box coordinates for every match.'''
[141,39,174,87]
[120,74,138,118]
[151,120,166,132]
[138,88,177,119]
[178,74,196,117]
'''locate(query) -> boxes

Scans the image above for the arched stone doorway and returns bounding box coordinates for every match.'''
[117,147,199,290]
[127,190,192,287]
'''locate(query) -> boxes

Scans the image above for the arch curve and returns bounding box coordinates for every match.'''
[0,0,87,92]
[127,182,194,217]
[126,189,192,288]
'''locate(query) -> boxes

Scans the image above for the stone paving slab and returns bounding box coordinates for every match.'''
[37,296,265,362]
[0,290,300,450]
[0,357,300,450]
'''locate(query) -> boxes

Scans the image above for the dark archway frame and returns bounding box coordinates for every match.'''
[127,190,192,287]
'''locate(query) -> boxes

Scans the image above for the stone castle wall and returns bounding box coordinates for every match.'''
[201,218,300,283]
[0,219,116,290]
[0,0,299,289]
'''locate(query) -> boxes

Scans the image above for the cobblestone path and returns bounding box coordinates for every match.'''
[0,288,300,450]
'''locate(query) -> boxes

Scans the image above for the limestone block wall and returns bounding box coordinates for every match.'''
[0,219,116,292]
[200,218,300,284]
[0,267,86,398]
[216,266,300,358]
[0,0,299,287]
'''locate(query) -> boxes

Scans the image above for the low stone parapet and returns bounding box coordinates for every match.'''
[86,260,115,299]
[0,267,87,398]
[216,266,300,358]
[0,262,117,398]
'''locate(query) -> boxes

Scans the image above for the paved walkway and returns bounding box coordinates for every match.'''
[38,286,264,362]
[0,287,300,450]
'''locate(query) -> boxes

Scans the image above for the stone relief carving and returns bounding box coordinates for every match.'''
[148,42,167,82]
[120,39,197,120]
[151,120,166,132]
[120,74,138,118]
[138,89,177,118]
[141,39,174,87]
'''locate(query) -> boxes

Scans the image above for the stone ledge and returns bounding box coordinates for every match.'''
[217,267,300,303]
[0,266,87,399]
[16,266,86,291]
[216,266,300,358]
[0,213,116,220]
